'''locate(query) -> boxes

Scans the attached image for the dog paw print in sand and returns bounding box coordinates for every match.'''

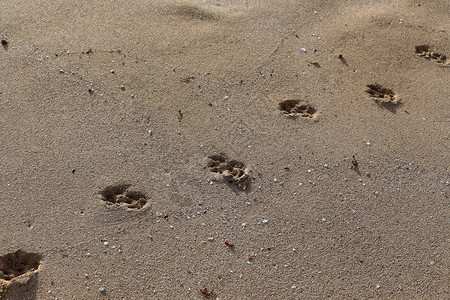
[366,84,400,107]
[99,184,148,210]
[208,154,250,190]
[415,45,447,64]
[279,99,318,119]
[0,250,41,295]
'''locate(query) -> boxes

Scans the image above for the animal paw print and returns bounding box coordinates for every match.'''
[99,184,148,210]
[415,45,447,64]
[208,154,250,190]
[279,100,318,118]
[366,84,400,106]
[0,250,41,281]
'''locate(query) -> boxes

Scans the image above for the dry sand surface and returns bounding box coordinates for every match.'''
[0,0,449,299]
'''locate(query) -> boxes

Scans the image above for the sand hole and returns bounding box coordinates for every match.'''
[279,100,318,118]
[0,250,41,281]
[100,184,148,210]
[366,84,400,106]
[208,154,250,190]
[415,45,447,63]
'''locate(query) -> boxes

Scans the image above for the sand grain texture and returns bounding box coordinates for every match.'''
[0,0,449,299]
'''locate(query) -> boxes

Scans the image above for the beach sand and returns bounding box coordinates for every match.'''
[0,0,449,299]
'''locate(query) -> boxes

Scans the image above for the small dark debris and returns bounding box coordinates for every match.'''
[224,239,234,247]
[199,288,214,298]
[1,39,8,50]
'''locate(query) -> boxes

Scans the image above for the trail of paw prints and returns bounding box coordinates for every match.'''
[0,250,41,297]
[415,45,447,64]
[99,183,148,210]
[279,99,318,119]
[208,154,251,191]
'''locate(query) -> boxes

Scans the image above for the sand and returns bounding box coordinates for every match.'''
[0,0,449,299]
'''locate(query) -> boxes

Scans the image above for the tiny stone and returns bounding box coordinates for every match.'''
[148,130,153,135]
[262,219,269,224]
[291,285,297,289]
[301,47,307,52]
[322,217,326,222]
[103,241,108,246]
[365,172,370,177]
[99,287,106,293]
[366,142,371,146]
[376,284,381,289]
[224,95,229,100]
[307,169,312,173]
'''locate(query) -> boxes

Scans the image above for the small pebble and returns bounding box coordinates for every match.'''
[291,285,297,289]
[103,241,108,246]
[366,142,371,146]
[224,95,230,100]
[262,219,269,224]
[301,47,307,52]
[99,287,106,293]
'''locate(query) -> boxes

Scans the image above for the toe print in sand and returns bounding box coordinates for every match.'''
[0,250,42,296]
[366,84,401,109]
[415,45,447,64]
[279,100,318,119]
[208,154,251,191]
[99,184,148,210]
